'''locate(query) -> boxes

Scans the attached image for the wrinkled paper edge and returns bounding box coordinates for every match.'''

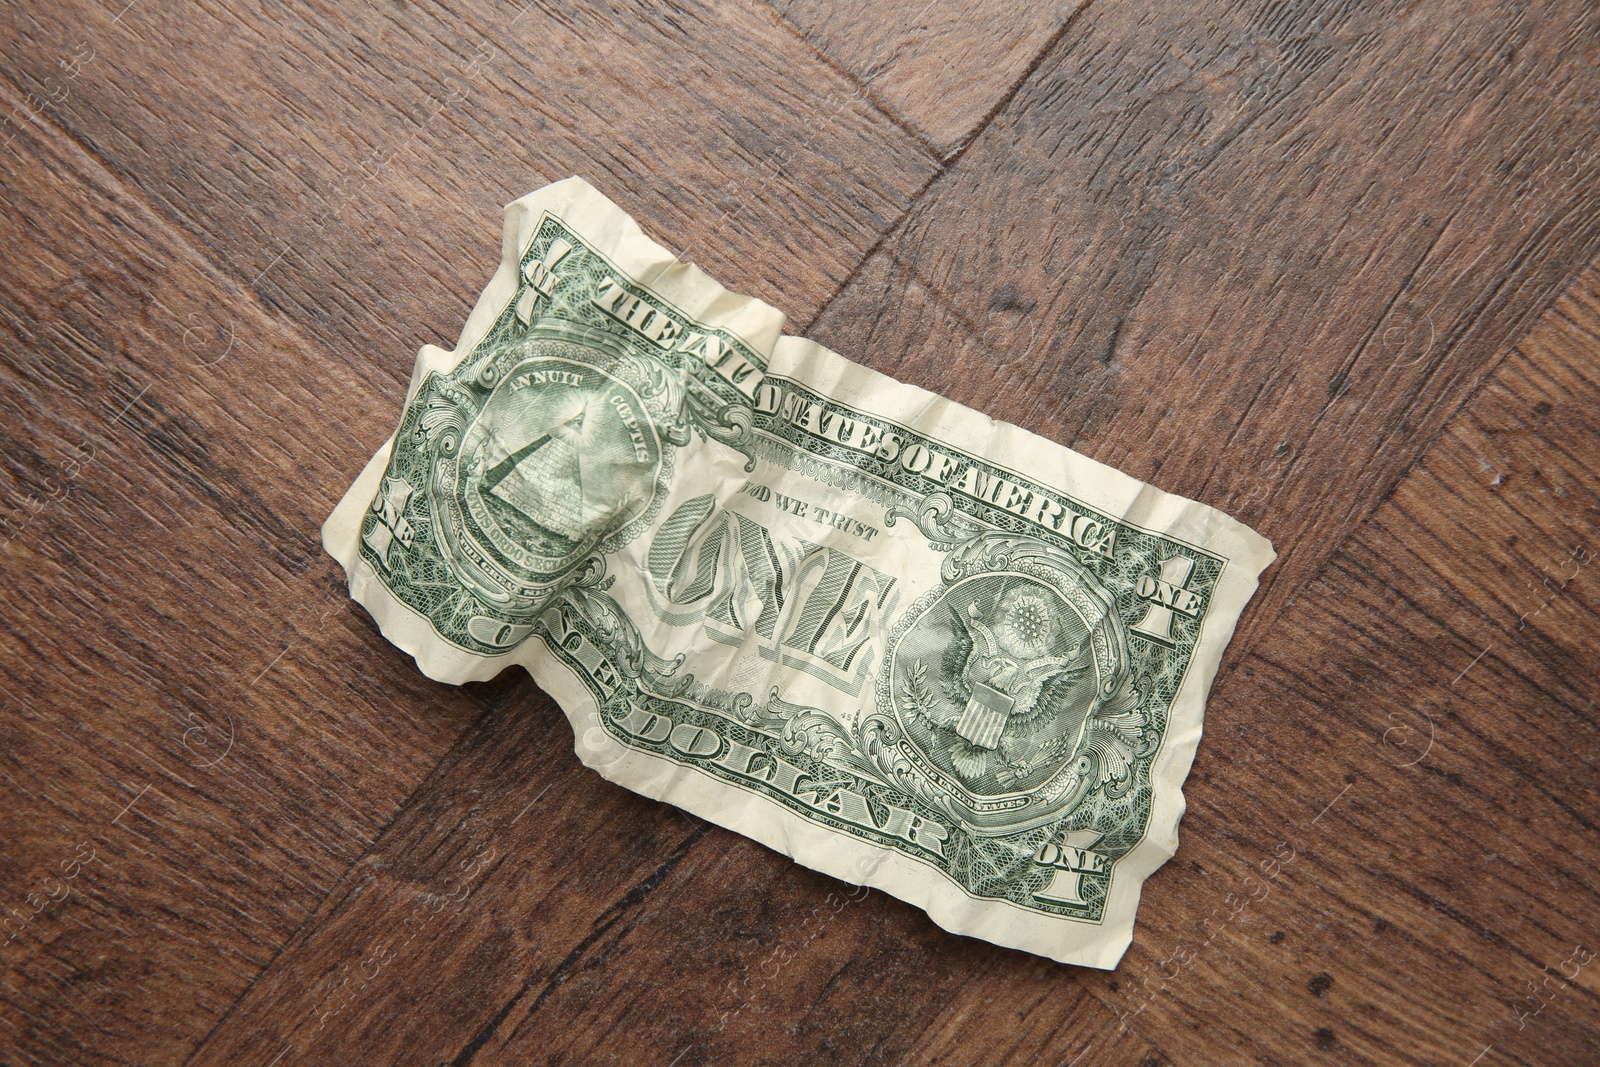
[323,176,1276,970]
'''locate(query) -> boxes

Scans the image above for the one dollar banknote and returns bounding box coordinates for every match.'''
[323,178,1274,968]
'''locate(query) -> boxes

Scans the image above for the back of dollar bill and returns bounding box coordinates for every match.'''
[323,177,1275,969]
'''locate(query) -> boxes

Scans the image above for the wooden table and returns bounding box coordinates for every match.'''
[3,2,1598,1064]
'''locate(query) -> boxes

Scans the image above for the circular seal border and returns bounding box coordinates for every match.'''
[876,534,1133,836]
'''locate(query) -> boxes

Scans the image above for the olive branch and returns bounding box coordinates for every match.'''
[904,660,939,722]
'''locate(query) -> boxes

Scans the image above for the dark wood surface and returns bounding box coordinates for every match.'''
[2,1,1597,1064]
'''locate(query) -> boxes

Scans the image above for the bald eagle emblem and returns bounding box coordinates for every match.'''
[897,580,1099,789]
[952,589,1093,753]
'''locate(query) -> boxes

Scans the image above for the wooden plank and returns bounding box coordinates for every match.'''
[184,685,1172,1067]
[906,265,1600,1064]
[0,2,936,1061]
[770,0,1088,158]
[0,0,937,387]
[804,0,1600,659]
[180,684,705,1065]
[0,95,503,1066]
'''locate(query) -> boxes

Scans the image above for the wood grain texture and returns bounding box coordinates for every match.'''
[0,90,509,1066]
[770,0,1088,157]
[1066,261,1600,1067]
[1,0,1598,1064]
[0,0,936,1061]
[180,695,1164,1065]
[183,676,1170,1067]
[805,0,1600,660]
[184,268,1600,1067]
[0,0,937,396]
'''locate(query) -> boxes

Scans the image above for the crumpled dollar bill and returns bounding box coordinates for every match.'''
[324,178,1274,968]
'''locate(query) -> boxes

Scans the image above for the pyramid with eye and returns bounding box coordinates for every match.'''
[482,403,591,541]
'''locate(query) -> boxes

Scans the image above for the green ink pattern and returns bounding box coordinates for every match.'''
[356,216,1236,925]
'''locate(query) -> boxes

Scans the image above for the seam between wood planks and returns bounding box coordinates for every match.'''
[446,824,713,1067]
[175,685,529,1066]
[795,2,1098,338]
[757,0,946,163]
